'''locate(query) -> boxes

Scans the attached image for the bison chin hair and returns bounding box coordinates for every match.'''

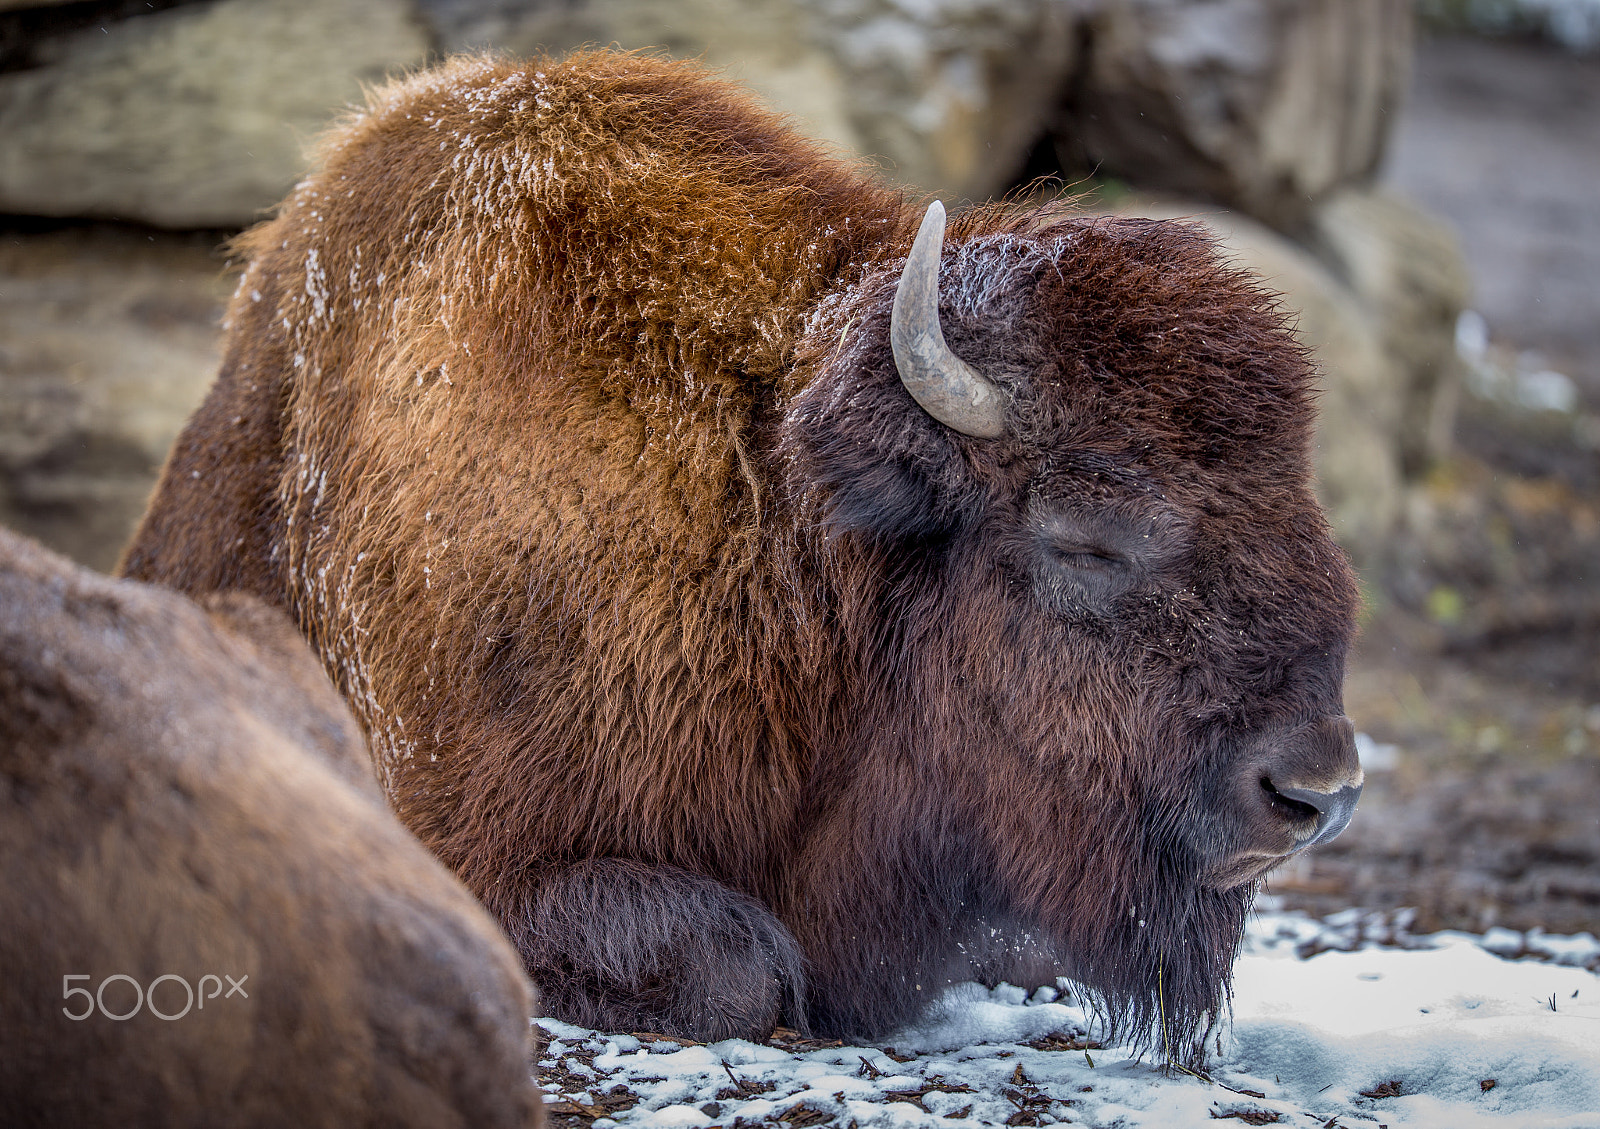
[1057,850,1256,1069]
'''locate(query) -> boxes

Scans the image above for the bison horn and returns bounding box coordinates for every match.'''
[890,200,1007,439]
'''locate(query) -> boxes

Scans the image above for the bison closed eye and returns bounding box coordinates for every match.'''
[120,49,1363,1067]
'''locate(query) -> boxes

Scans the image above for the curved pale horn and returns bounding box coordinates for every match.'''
[890,200,1007,439]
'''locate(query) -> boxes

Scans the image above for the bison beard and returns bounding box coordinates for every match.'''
[121,51,1363,1066]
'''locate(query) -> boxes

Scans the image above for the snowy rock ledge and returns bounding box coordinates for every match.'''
[535,911,1600,1129]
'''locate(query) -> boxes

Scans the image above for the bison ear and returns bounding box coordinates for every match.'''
[815,454,976,544]
[784,381,988,544]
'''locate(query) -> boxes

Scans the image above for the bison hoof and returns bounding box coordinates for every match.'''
[507,858,803,1043]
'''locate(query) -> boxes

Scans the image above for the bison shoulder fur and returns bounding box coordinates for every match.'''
[121,50,1364,1065]
[1,528,541,1127]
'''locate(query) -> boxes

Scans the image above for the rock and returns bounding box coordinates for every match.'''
[0,0,428,228]
[0,225,230,570]
[1056,0,1413,231]
[418,0,1076,202]
[1310,187,1472,477]
[1103,196,1407,566]
[0,0,1418,230]
[0,0,1075,223]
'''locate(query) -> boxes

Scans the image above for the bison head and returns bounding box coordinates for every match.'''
[783,202,1362,1062]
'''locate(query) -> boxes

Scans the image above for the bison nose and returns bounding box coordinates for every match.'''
[1258,715,1363,849]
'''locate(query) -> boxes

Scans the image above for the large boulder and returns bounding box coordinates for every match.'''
[0,0,428,227]
[1309,187,1472,477]
[0,0,1416,231]
[0,0,1073,226]
[1056,0,1413,231]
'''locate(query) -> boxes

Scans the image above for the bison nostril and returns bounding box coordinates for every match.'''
[1259,775,1322,822]
[1258,774,1363,848]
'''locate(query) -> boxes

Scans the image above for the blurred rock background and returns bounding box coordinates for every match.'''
[1,0,1596,934]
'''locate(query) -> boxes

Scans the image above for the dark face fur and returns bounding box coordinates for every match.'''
[784,214,1362,1062]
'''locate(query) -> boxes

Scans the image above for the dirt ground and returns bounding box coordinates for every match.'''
[1267,33,1600,937]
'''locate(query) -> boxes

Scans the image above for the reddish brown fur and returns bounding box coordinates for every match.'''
[122,51,1360,1061]
[2,528,541,1127]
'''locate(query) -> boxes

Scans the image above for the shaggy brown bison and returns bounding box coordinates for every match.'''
[0,529,541,1127]
[121,50,1364,1063]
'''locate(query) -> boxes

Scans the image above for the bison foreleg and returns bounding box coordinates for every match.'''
[498,858,804,1043]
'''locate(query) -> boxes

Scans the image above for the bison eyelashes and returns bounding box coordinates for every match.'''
[890,200,1009,439]
[1049,545,1124,571]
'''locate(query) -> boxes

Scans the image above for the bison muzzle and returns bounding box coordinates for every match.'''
[121,50,1364,1064]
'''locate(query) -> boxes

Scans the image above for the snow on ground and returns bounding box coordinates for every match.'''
[536,911,1600,1128]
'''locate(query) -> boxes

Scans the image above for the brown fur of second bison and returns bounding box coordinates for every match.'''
[0,527,542,1128]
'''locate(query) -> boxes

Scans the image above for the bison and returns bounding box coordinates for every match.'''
[0,528,542,1127]
[121,50,1364,1063]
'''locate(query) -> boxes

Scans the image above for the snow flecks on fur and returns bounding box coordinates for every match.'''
[303,247,329,326]
[281,450,416,791]
[940,232,1075,322]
